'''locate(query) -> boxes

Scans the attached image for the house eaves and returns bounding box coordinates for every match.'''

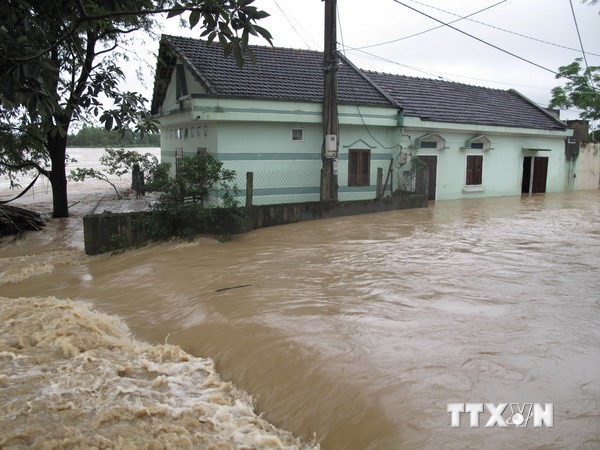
[362,70,568,132]
[151,35,393,115]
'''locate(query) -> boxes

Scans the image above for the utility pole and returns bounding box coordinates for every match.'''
[321,0,339,201]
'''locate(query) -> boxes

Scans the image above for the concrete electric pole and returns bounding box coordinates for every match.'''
[321,0,339,201]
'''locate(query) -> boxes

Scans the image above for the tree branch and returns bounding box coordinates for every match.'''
[0,161,50,178]
[5,4,227,63]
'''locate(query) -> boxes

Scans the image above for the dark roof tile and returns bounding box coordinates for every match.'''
[161,35,391,106]
[363,71,564,130]
[152,35,565,131]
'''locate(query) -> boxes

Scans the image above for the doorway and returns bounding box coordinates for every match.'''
[417,155,437,201]
[522,156,548,194]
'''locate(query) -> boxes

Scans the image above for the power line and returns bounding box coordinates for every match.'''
[353,0,508,51]
[347,45,558,90]
[390,0,559,76]
[345,46,450,80]
[273,0,317,51]
[569,0,596,87]
[337,7,400,151]
[401,0,600,57]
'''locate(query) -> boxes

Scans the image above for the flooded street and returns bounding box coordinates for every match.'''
[1,189,600,448]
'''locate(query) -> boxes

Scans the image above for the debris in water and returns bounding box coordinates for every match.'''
[0,205,46,237]
[216,284,252,293]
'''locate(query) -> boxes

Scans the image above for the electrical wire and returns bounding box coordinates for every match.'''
[569,0,596,87]
[396,0,600,57]
[345,46,449,80]
[273,0,320,51]
[337,6,401,152]
[352,0,508,51]
[344,44,566,94]
[390,0,559,76]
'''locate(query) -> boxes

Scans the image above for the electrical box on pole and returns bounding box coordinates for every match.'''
[325,134,338,158]
[321,0,339,201]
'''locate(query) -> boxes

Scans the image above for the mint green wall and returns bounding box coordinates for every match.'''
[155,64,574,204]
[400,130,570,200]
[161,69,179,115]
[214,121,398,203]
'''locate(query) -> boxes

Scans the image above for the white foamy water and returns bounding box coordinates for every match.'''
[0,296,315,449]
[1,150,599,448]
[0,147,316,449]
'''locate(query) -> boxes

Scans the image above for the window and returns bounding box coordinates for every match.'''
[292,128,303,141]
[348,149,371,186]
[466,155,483,185]
[416,133,445,150]
[464,135,491,151]
[175,148,183,174]
[197,147,207,155]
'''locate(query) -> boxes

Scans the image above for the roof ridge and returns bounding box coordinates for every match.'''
[362,69,510,93]
[508,88,567,129]
[164,34,324,57]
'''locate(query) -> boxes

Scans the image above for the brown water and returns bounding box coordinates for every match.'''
[1,191,599,449]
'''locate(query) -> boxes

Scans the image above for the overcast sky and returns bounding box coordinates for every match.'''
[138,0,600,121]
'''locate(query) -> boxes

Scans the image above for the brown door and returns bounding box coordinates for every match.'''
[532,157,548,193]
[522,156,548,194]
[521,156,532,194]
[417,155,437,201]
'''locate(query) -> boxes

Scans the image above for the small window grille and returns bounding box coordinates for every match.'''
[292,128,304,141]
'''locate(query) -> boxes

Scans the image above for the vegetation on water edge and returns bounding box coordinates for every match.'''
[144,153,247,242]
[68,127,160,148]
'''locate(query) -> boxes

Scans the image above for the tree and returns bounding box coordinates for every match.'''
[146,153,245,240]
[549,58,600,126]
[0,0,272,218]
[69,148,159,199]
[68,126,160,147]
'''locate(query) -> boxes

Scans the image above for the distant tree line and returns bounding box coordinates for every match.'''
[68,126,160,148]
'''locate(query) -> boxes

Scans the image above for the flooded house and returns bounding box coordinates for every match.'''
[150,35,574,204]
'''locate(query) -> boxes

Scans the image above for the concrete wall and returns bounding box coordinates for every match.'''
[82,193,428,255]
[576,142,600,190]
[83,212,150,255]
[399,126,572,200]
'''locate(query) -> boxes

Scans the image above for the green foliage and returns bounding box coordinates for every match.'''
[68,148,159,198]
[146,153,246,240]
[100,148,158,176]
[146,162,172,192]
[69,167,123,199]
[549,58,600,122]
[98,232,127,254]
[68,126,160,147]
[0,0,272,217]
[166,152,236,206]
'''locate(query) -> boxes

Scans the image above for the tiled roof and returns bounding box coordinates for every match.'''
[152,35,565,131]
[156,35,392,107]
[363,71,565,130]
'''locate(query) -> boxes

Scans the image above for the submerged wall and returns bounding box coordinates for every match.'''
[83,192,427,255]
[576,142,600,190]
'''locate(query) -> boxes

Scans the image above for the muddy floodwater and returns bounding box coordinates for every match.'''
[1,188,599,448]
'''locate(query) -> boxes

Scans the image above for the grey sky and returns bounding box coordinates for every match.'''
[143,0,599,121]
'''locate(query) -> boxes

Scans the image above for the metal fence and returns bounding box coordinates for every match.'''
[229,167,427,207]
[398,169,429,197]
